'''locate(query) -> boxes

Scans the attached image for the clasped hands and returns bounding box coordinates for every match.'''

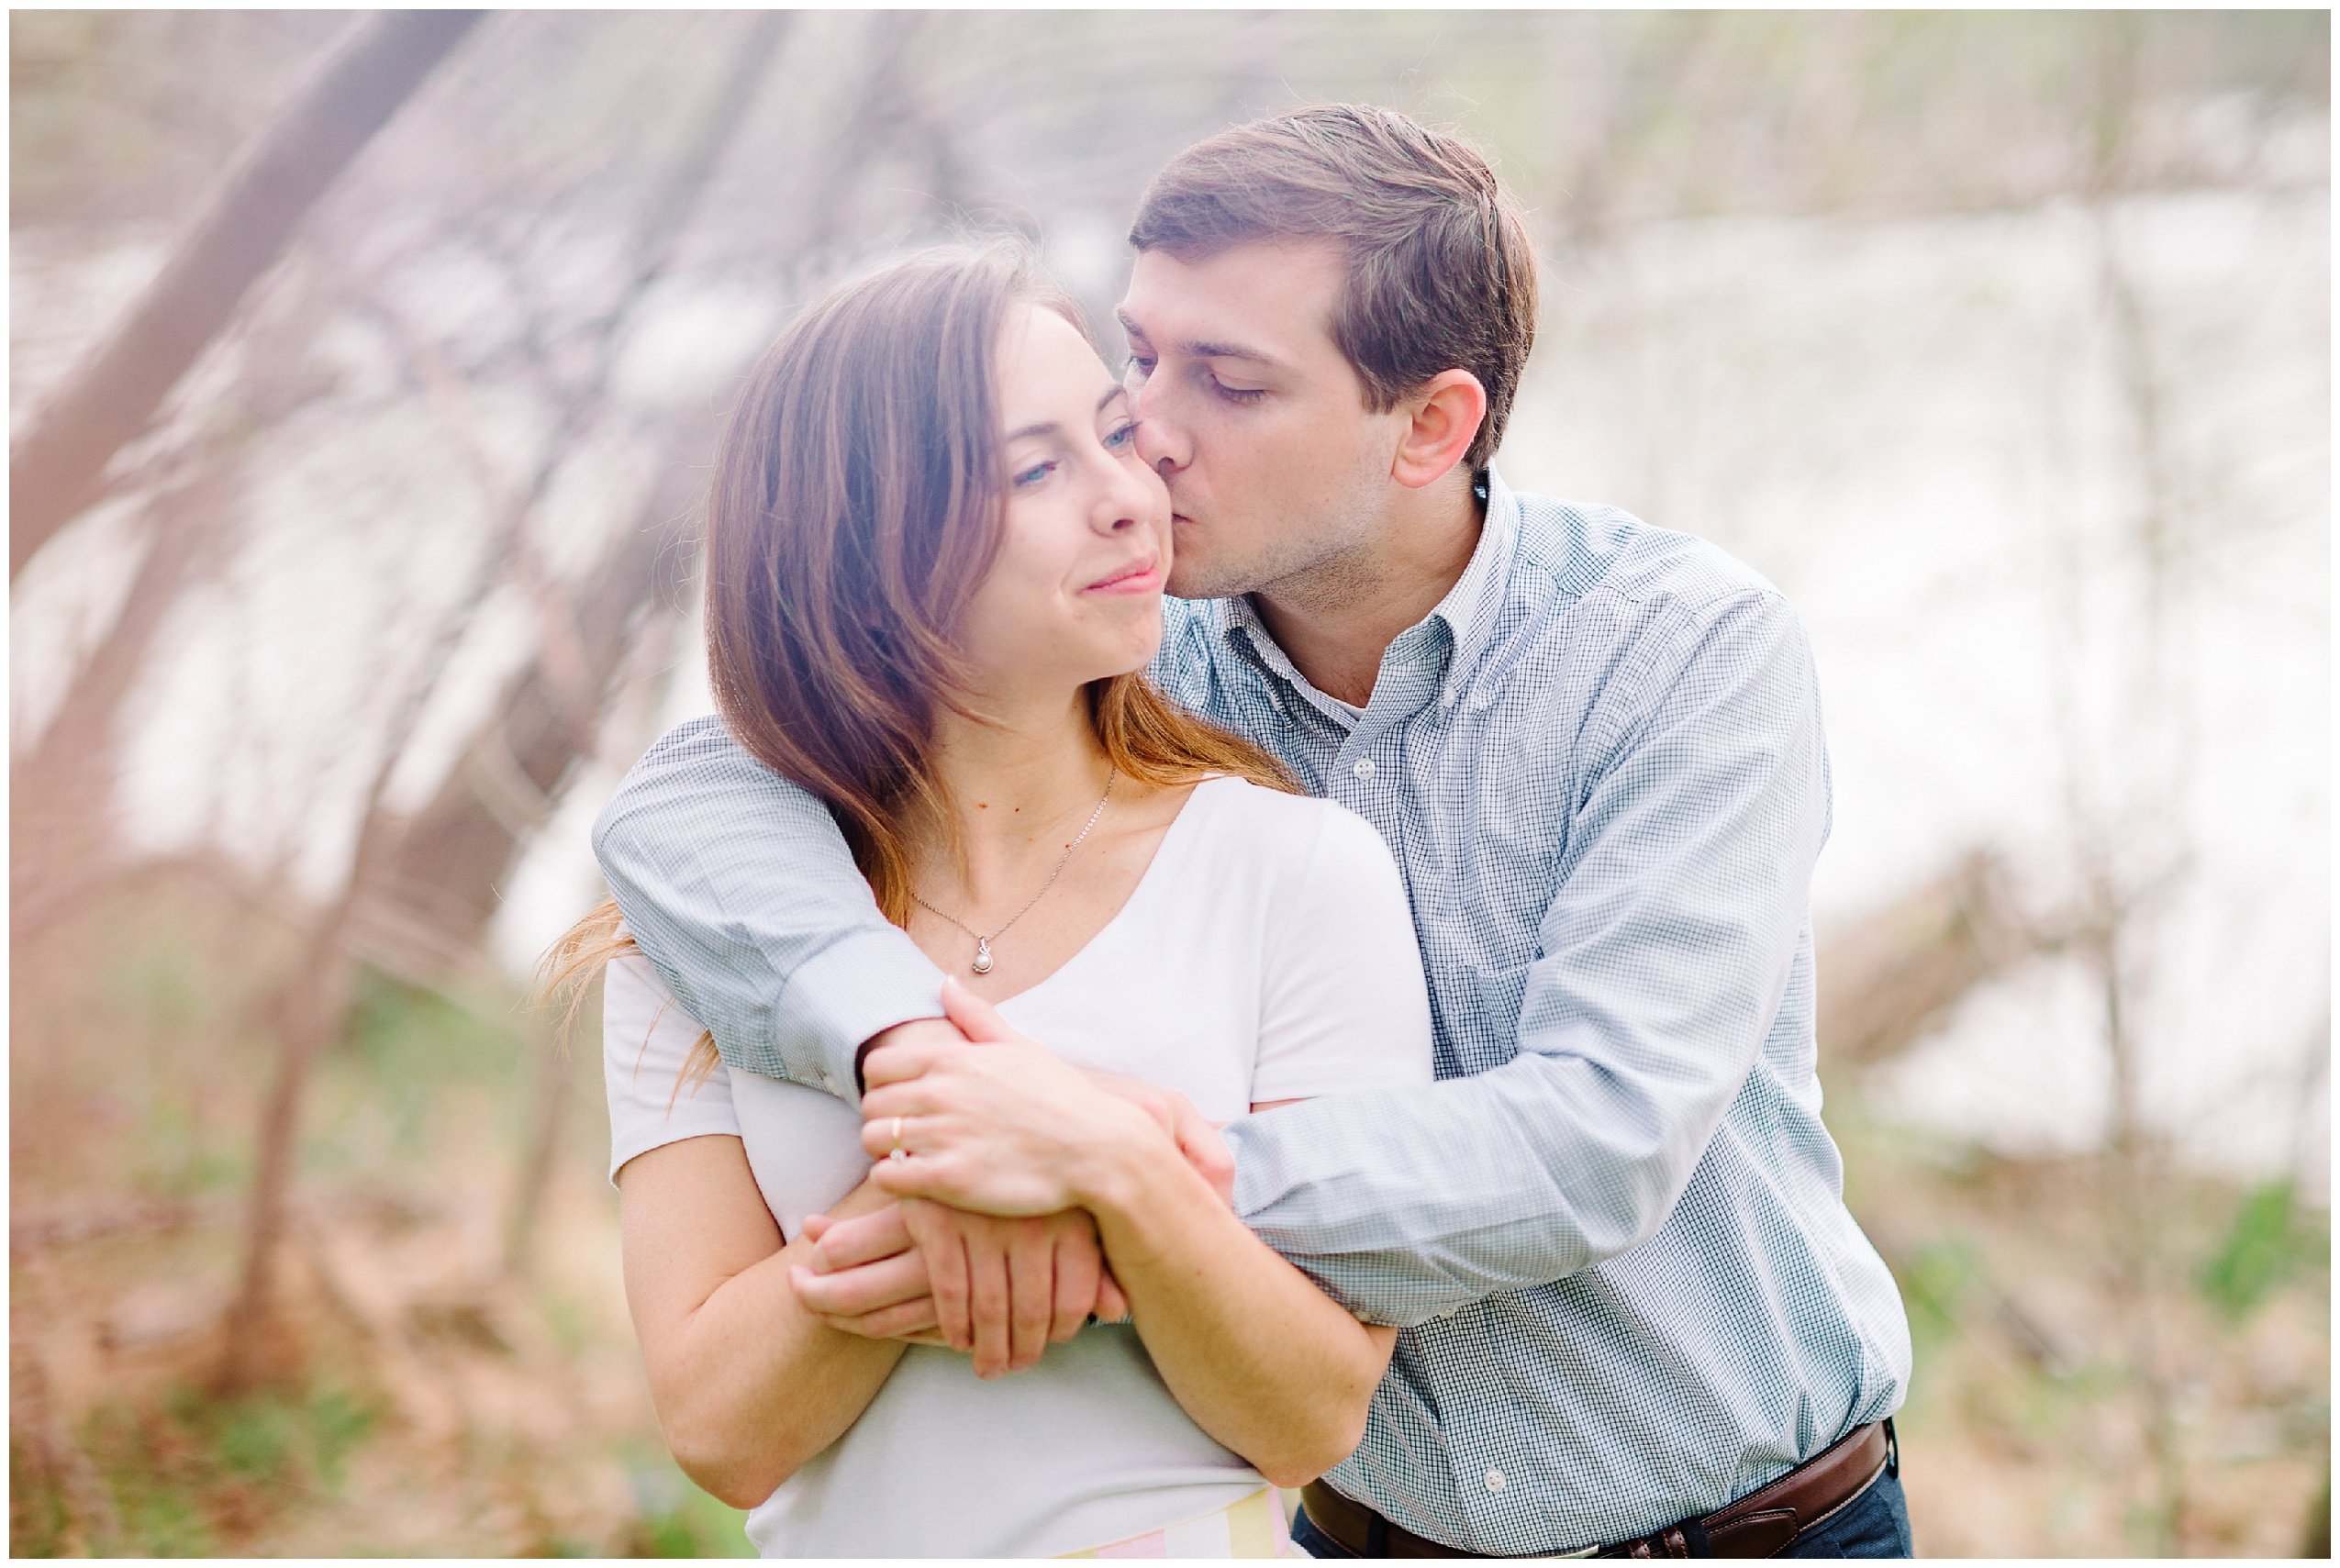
[789,976,1234,1379]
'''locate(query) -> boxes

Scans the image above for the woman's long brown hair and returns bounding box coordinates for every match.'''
[541,243,1296,1086]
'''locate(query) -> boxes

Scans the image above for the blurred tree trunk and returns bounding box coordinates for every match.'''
[9,465,232,932]
[214,11,792,1390]
[499,1016,577,1283]
[12,268,363,944]
[371,473,697,965]
[10,9,481,580]
[214,844,374,1393]
[2076,13,2191,1552]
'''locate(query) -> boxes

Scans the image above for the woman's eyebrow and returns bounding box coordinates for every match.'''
[1006,387,1131,443]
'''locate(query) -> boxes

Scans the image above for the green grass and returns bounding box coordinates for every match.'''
[13,1379,384,1557]
[622,1450,756,1558]
[2200,1179,2328,1322]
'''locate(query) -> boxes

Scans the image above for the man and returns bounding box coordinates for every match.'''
[596,105,1913,1557]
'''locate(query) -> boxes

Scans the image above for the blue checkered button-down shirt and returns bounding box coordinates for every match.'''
[595,471,1911,1553]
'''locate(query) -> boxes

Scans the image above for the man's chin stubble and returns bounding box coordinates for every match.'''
[1163,517,1256,600]
[1171,540,1382,613]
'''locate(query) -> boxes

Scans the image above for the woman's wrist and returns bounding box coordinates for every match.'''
[1074,1110,1225,1264]
[1055,1094,1161,1212]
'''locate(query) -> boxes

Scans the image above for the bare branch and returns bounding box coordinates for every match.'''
[10,10,484,578]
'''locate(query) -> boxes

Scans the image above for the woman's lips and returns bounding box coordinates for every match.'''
[1086,554,1163,595]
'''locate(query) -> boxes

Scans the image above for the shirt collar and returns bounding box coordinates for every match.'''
[1207,464,1523,717]
[1426,465,1519,696]
[1217,594,1336,727]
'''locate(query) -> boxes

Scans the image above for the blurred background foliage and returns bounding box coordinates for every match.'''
[10,8,2328,1557]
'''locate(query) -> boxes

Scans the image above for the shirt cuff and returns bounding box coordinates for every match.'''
[780,929,944,1107]
[1222,1116,1276,1223]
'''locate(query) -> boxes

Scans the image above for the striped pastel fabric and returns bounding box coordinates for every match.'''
[594,470,1911,1556]
[1058,1487,1297,1559]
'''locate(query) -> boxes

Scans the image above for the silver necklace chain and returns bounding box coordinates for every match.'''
[911,767,1116,974]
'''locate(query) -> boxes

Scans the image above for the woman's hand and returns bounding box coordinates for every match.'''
[860,978,1165,1217]
[792,1207,944,1341]
[796,1200,1130,1378]
[1078,1068,1238,1208]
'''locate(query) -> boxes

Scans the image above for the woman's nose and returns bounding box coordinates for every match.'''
[1097,462,1158,533]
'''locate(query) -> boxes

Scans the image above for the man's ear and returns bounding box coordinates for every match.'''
[1390,370,1488,491]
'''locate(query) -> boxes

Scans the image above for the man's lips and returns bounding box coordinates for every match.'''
[1086,553,1163,594]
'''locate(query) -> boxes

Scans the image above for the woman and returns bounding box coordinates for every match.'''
[549,244,1432,1557]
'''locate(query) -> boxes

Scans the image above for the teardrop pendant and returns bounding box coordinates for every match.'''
[970,939,995,975]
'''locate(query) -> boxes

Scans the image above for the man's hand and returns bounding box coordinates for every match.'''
[793,1201,1130,1379]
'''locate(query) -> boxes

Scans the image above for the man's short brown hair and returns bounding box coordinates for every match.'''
[1129,104,1538,473]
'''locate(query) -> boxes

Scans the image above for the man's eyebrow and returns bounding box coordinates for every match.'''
[1183,339,1286,369]
[1115,313,1287,372]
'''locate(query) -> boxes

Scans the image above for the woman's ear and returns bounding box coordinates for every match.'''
[1391,370,1488,491]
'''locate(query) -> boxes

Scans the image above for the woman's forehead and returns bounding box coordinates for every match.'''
[997,306,1118,431]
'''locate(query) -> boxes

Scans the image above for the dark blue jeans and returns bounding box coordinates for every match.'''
[1291,1469,1913,1559]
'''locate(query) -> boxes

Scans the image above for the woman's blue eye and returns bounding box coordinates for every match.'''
[1104,422,1139,450]
[1012,461,1056,489]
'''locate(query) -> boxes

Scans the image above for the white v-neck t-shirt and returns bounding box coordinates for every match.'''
[603,776,1434,1558]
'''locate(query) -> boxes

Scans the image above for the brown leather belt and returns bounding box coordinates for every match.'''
[1298,1419,1894,1559]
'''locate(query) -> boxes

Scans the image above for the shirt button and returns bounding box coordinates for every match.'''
[1352,758,1376,780]
[1485,1468,1506,1495]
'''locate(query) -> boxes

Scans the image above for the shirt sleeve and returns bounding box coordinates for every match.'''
[591,716,944,1105]
[1245,801,1436,1104]
[1223,589,1830,1327]
[604,953,743,1184]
